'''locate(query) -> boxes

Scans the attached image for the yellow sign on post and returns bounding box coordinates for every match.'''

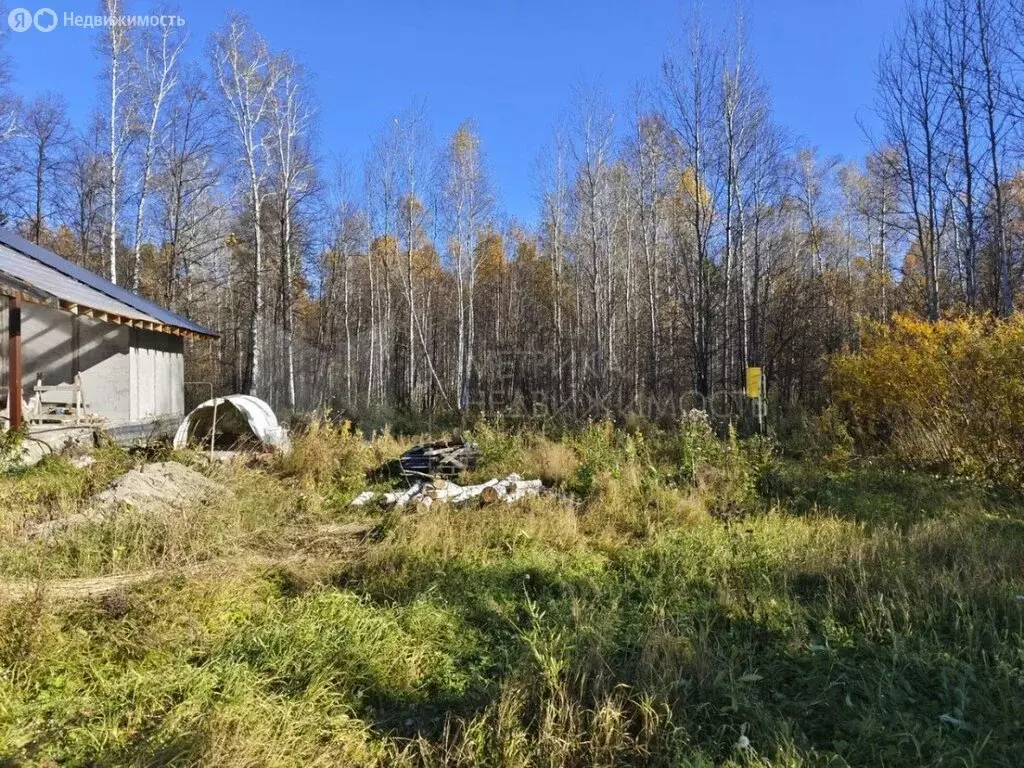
[746,367,762,399]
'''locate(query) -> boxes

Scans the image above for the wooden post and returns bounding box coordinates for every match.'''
[8,295,22,430]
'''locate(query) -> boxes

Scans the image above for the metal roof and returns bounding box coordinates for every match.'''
[0,227,217,338]
[0,244,158,323]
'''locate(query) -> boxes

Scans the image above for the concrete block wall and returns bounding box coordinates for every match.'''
[129,327,184,422]
[0,304,184,426]
[76,314,132,422]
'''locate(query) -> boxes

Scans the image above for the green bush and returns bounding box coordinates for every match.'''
[0,427,25,471]
[671,409,721,485]
[567,420,653,499]
[663,412,772,516]
[787,404,855,469]
[466,418,526,477]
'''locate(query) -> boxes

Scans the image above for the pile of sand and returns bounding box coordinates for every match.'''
[92,462,224,513]
[26,461,225,540]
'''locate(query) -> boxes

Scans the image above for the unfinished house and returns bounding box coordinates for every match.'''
[0,228,217,442]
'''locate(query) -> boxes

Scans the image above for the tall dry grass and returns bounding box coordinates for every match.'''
[0,421,1020,765]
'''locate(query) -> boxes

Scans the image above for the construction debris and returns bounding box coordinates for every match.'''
[398,439,481,479]
[13,427,95,468]
[351,473,545,508]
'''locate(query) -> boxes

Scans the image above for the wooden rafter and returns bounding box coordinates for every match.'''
[0,270,210,341]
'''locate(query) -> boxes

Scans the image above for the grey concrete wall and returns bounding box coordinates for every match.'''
[0,303,73,389]
[21,306,132,423]
[0,305,133,423]
[1,304,183,426]
[75,315,132,423]
[130,328,184,422]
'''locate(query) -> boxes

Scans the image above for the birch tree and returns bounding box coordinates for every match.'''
[20,93,71,244]
[938,0,981,307]
[877,1,949,320]
[211,15,279,396]
[365,121,401,406]
[317,168,366,406]
[395,107,431,408]
[721,13,764,384]
[100,0,136,284]
[152,68,222,311]
[62,121,107,273]
[537,127,572,404]
[570,85,615,393]
[270,55,315,409]
[663,14,720,396]
[442,122,492,411]
[974,0,1013,314]
[626,89,671,397]
[131,18,185,290]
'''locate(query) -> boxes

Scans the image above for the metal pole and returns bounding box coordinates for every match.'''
[8,295,22,431]
[759,375,766,435]
[185,381,216,459]
[210,397,218,458]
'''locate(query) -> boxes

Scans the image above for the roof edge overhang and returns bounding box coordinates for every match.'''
[0,227,219,340]
[55,299,215,340]
[0,273,218,341]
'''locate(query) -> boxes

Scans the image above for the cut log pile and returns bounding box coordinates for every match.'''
[350,473,545,509]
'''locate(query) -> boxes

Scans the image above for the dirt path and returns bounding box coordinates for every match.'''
[0,521,376,601]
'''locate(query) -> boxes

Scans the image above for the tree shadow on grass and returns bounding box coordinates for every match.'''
[766,460,1024,528]
[597,557,1024,767]
[94,728,212,768]
[336,555,603,737]
[80,483,1024,766]
[718,620,1021,766]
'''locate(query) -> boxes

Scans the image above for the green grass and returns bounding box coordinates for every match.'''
[0,422,1021,766]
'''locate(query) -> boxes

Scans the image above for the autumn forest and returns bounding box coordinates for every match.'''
[5,0,1024,421]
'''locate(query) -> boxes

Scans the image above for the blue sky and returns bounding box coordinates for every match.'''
[3,0,905,224]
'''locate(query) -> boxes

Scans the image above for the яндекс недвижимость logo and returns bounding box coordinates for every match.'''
[7,8,183,33]
[8,7,57,32]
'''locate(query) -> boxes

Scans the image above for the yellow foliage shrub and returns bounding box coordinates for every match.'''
[831,313,1024,485]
